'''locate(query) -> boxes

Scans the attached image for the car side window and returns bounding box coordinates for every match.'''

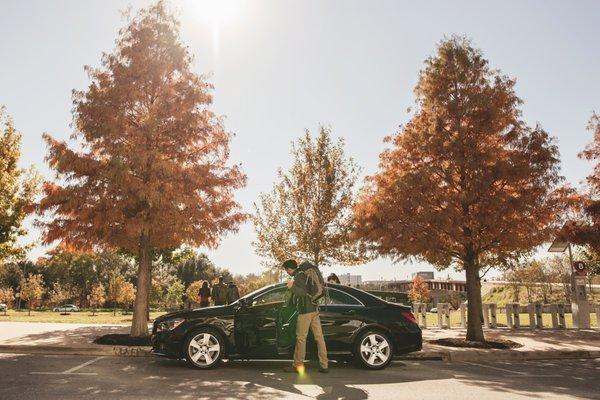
[321,288,362,306]
[252,287,287,306]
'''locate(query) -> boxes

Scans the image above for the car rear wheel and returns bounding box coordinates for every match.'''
[353,330,393,370]
[184,329,224,369]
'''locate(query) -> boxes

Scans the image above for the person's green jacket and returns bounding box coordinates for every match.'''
[226,283,240,304]
[211,282,228,305]
[288,268,318,314]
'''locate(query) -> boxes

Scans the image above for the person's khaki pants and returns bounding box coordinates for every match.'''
[293,311,328,369]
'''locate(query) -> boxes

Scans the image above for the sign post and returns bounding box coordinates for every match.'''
[548,238,590,329]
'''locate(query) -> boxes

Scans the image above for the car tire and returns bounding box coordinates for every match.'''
[353,329,394,370]
[184,328,225,369]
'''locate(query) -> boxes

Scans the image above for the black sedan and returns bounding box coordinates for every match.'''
[152,283,422,370]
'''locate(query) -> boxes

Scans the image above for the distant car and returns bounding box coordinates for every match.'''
[429,307,437,313]
[53,304,80,313]
[152,282,422,370]
[0,303,7,312]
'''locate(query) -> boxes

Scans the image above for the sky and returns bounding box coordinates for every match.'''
[1,0,599,281]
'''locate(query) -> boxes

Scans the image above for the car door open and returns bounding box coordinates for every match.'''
[276,304,298,354]
[234,287,287,357]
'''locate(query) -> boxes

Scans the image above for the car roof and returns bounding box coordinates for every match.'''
[249,282,385,306]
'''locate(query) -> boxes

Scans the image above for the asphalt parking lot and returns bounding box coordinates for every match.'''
[0,353,598,400]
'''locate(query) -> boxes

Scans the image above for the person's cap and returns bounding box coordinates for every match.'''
[281,259,298,270]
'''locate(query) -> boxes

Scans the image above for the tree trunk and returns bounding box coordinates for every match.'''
[130,234,151,337]
[465,263,485,342]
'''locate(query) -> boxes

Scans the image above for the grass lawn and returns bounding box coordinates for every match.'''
[1,308,598,329]
[0,309,168,324]
[482,285,600,306]
[423,311,599,329]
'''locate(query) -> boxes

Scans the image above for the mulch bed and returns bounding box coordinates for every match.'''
[429,337,522,349]
[94,334,151,346]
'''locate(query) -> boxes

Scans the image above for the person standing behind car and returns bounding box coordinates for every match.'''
[226,281,240,304]
[198,281,211,307]
[282,259,328,374]
[327,273,340,284]
[211,276,228,306]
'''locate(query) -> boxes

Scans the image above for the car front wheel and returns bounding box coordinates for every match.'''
[184,329,224,369]
[354,330,393,370]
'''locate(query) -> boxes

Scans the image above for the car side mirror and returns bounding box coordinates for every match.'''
[238,298,247,308]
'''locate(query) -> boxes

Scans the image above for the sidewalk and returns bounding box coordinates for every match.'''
[418,327,600,361]
[0,321,599,361]
[0,322,138,357]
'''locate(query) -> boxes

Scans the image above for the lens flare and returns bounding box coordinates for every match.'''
[188,0,243,53]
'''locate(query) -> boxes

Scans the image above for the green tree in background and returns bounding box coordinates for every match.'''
[89,283,106,316]
[176,252,232,287]
[165,280,185,310]
[253,126,367,270]
[0,287,14,315]
[0,107,39,262]
[20,274,44,316]
[107,274,128,316]
[48,282,70,308]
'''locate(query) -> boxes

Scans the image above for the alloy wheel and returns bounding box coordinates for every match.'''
[188,333,221,367]
[359,333,390,367]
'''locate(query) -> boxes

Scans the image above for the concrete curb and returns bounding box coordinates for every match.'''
[1,344,599,362]
[0,345,153,357]
[400,349,600,362]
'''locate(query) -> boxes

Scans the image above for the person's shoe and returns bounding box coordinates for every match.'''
[318,367,329,373]
[283,366,301,373]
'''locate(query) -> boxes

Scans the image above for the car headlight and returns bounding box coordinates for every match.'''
[156,318,185,332]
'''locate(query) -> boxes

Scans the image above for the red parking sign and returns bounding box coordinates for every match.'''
[573,261,587,276]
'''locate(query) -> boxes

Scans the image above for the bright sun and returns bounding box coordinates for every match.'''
[189,0,242,52]
[200,0,240,25]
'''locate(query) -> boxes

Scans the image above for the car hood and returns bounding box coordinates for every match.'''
[154,305,234,324]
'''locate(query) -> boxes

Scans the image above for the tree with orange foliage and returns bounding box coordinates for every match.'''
[561,114,600,252]
[353,37,562,342]
[89,283,106,316]
[0,107,39,262]
[408,275,430,304]
[38,2,246,337]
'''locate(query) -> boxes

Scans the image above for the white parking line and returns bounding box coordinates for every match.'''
[461,362,563,378]
[462,362,526,375]
[30,356,104,376]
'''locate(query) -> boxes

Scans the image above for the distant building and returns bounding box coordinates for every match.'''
[412,271,435,280]
[362,276,467,307]
[363,279,466,293]
[339,274,362,287]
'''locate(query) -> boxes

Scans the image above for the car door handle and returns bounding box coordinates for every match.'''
[342,310,356,315]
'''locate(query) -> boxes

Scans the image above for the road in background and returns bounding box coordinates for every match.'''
[0,353,598,399]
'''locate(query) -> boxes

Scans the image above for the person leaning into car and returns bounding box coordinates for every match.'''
[282,259,328,373]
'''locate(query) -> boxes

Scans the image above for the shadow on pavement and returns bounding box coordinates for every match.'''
[449,359,600,400]
[1,353,598,399]
[115,358,427,399]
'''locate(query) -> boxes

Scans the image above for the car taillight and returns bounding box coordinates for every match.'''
[401,311,417,325]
